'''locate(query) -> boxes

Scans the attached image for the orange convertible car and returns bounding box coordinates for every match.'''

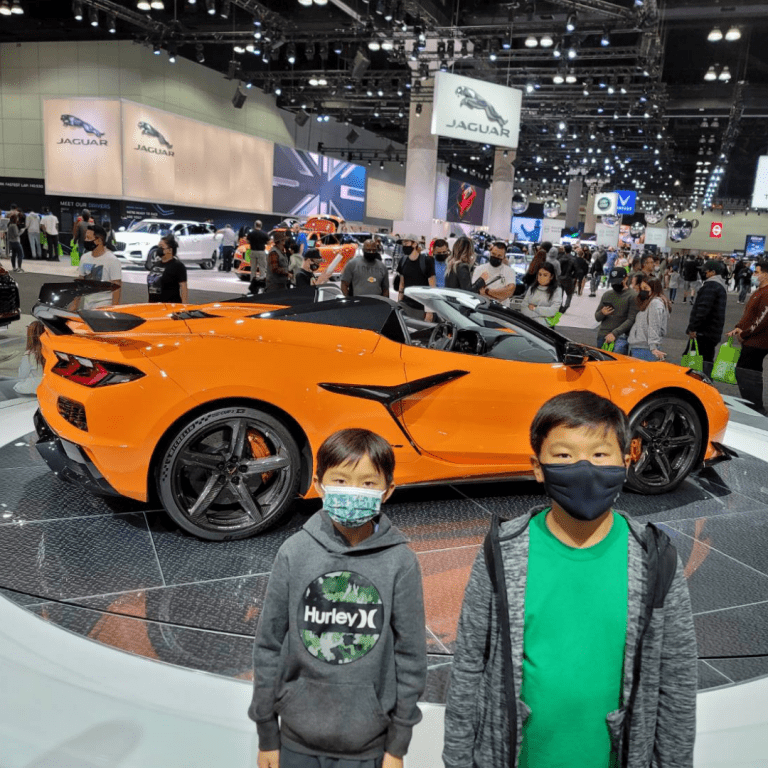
[32,285,731,541]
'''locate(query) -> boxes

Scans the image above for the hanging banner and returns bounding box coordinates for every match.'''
[594,192,618,216]
[595,222,620,248]
[43,98,123,198]
[710,222,723,238]
[644,227,668,248]
[615,190,637,215]
[541,218,564,243]
[431,72,522,149]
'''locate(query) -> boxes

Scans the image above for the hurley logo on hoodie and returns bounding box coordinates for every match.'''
[299,571,384,664]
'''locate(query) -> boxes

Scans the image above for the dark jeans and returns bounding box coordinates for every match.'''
[739,283,750,303]
[736,344,768,414]
[597,334,629,355]
[221,245,235,272]
[669,287,677,302]
[695,336,717,364]
[280,746,383,768]
[9,242,23,269]
[46,233,60,259]
[559,277,575,311]
[589,273,601,294]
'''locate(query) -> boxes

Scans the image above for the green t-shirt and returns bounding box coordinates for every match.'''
[520,510,629,768]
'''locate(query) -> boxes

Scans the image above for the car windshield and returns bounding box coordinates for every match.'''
[127,222,171,235]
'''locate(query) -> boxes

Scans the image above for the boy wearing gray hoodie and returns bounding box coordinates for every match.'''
[443,391,697,768]
[250,428,426,768]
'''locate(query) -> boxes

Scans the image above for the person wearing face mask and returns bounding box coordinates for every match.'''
[444,236,487,292]
[147,234,187,304]
[341,239,390,297]
[594,267,638,355]
[431,238,451,288]
[264,230,292,293]
[444,391,697,768]
[519,262,563,324]
[396,234,436,319]
[250,428,427,768]
[293,247,331,291]
[473,240,517,307]
[75,224,122,309]
[627,276,671,361]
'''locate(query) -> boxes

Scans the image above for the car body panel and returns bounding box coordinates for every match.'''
[0,266,21,325]
[114,219,222,267]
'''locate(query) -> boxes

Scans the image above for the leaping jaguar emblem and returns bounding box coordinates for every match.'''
[455,87,508,128]
[60,114,105,137]
[138,121,173,149]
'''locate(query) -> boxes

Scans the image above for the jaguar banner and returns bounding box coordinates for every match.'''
[431,72,522,150]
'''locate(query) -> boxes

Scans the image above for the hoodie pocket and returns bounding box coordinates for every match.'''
[279,678,390,754]
[606,708,626,754]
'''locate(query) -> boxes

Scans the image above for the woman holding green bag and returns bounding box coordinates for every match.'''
[520,262,564,326]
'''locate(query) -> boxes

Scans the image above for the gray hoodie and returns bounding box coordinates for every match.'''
[443,507,697,768]
[545,247,561,277]
[249,510,426,760]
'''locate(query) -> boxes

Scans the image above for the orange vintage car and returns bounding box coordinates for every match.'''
[32,285,731,541]
[233,215,359,282]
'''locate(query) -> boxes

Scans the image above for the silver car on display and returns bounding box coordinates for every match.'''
[114,219,223,270]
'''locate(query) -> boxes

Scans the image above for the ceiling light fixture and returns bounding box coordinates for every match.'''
[525,35,538,48]
[73,0,84,19]
[540,34,553,48]
[10,0,23,13]
[565,13,576,32]
[286,42,296,64]
[707,27,723,42]
[107,13,116,32]
[136,0,151,9]
[89,5,98,26]
[205,0,216,15]
[704,65,717,81]
[718,66,731,81]
[0,0,11,14]
[195,44,205,63]
[725,26,741,41]
[167,44,177,63]
[601,30,610,46]
[150,0,164,7]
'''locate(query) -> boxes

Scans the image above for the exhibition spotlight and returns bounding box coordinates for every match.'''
[167,44,177,63]
[704,65,717,81]
[524,35,538,47]
[220,1,230,18]
[539,33,553,47]
[72,0,84,19]
[205,0,216,15]
[286,42,296,64]
[0,0,11,15]
[600,30,610,46]
[553,43,562,58]
[153,43,162,54]
[9,0,22,13]
[107,12,116,32]
[298,0,312,6]
[136,0,151,9]
[89,5,98,26]
[707,26,723,41]
[150,0,165,8]
[725,26,741,41]
[195,43,205,62]
[718,65,731,81]
[565,13,576,32]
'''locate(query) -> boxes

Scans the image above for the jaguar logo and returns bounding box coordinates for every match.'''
[135,121,175,156]
[138,121,173,149]
[455,86,508,128]
[60,114,105,137]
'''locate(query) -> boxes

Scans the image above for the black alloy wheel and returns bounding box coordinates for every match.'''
[625,396,703,494]
[145,247,160,271]
[200,251,217,270]
[157,406,301,540]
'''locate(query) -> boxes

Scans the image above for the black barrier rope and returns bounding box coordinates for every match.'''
[2,583,768,660]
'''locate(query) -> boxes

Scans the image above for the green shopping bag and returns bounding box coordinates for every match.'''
[70,240,80,267]
[546,312,563,327]
[681,338,703,372]
[601,340,615,352]
[712,338,741,384]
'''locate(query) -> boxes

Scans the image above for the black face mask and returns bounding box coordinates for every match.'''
[434,251,449,262]
[363,251,378,262]
[308,262,320,272]
[82,240,96,252]
[490,256,503,268]
[401,244,415,256]
[638,290,650,301]
[611,282,625,293]
[540,460,627,522]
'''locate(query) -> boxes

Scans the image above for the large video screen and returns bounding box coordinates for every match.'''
[447,179,485,226]
[273,146,366,221]
[745,235,766,257]
[511,216,542,242]
[43,98,123,198]
[751,156,768,210]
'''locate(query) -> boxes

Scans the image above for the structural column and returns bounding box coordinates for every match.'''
[487,148,516,239]
[584,190,597,234]
[565,177,583,229]
[402,92,438,226]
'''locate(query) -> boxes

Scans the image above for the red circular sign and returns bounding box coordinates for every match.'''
[710,222,723,238]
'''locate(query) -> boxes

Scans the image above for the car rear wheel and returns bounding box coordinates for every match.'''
[157,406,301,540]
[625,396,703,494]
[200,251,217,270]
[145,247,160,271]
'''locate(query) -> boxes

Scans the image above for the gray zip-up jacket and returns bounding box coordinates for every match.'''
[249,510,426,760]
[443,507,697,768]
[628,296,669,352]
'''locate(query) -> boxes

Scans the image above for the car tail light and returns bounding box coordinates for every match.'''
[57,396,88,431]
[52,352,145,387]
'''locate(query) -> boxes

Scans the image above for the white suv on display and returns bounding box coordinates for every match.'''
[114,219,223,270]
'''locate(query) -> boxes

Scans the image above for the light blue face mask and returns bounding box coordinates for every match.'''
[322,485,383,528]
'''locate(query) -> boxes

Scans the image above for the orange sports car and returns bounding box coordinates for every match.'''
[233,216,359,282]
[32,285,731,541]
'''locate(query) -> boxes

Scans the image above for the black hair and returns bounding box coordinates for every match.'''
[87,224,107,242]
[160,234,179,256]
[530,391,631,456]
[540,241,552,252]
[304,247,321,262]
[529,260,559,300]
[755,259,768,273]
[563,243,572,254]
[316,428,395,486]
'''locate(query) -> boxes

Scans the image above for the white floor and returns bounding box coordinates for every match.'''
[0,399,767,766]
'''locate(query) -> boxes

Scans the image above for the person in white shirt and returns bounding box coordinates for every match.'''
[76,224,122,309]
[40,206,60,261]
[25,210,42,259]
[472,240,517,307]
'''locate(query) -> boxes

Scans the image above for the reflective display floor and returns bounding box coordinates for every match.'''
[2,399,768,703]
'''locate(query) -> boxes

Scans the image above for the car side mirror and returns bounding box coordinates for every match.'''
[563,342,588,367]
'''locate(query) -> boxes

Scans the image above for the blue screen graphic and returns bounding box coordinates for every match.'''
[745,235,766,257]
[273,146,367,221]
[511,216,543,242]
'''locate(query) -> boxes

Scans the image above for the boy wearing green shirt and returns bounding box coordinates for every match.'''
[443,391,697,768]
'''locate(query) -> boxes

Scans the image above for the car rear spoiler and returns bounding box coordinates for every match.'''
[38,281,118,308]
[33,302,146,336]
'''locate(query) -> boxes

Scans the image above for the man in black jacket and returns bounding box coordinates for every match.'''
[686,259,727,366]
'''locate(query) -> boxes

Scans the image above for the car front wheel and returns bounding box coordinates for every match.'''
[157,406,301,540]
[200,251,217,270]
[145,247,160,270]
[625,396,703,494]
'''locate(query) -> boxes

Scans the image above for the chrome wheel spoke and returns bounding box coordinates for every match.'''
[188,473,226,522]
[231,480,263,522]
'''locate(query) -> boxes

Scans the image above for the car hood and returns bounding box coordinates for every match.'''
[116,233,161,246]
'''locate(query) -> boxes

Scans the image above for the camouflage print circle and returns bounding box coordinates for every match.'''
[299,571,384,665]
